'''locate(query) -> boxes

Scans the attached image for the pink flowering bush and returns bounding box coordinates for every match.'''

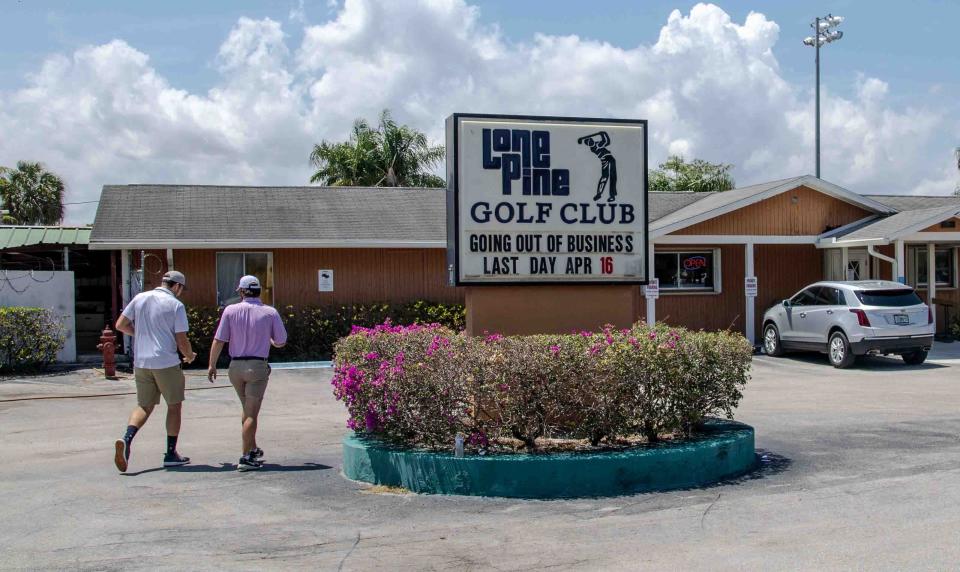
[332,321,752,452]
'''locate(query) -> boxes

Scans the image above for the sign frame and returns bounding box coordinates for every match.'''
[318,269,334,292]
[446,113,650,287]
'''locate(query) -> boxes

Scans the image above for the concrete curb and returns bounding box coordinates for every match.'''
[342,419,756,498]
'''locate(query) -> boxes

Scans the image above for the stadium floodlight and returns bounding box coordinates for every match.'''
[802,14,845,178]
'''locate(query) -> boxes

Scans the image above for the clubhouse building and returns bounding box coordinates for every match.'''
[90,175,960,342]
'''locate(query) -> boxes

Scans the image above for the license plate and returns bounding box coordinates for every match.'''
[894,314,909,325]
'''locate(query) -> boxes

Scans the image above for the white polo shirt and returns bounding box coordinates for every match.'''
[122,287,189,369]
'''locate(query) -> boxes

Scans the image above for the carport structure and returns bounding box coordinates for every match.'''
[819,204,960,332]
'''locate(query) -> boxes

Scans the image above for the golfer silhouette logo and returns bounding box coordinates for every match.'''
[577,131,618,202]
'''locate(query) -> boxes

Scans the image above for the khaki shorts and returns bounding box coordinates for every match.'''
[134,365,186,407]
[228,360,271,401]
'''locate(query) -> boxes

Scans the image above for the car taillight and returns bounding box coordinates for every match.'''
[929,306,934,325]
[850,309,871,327]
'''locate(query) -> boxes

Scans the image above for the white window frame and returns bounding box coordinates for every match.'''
[654,248,722,294]
[215,251,276,306]
[910,246,956,289]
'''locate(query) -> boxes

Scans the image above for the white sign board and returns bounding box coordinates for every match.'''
[446,114,648,285]
[745,276,758,298]
[318,269,334,292]
[644,277,659,300]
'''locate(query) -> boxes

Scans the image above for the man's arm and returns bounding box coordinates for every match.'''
[271,310,288,348]
[207,339,226,382]
[175,332,197,364]
[115,314,134,337]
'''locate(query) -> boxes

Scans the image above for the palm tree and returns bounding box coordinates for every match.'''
[0,161,65,225]
[310,110,445,188]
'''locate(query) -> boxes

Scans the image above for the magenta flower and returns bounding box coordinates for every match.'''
[364,351,380,361]
[549,345,560,354]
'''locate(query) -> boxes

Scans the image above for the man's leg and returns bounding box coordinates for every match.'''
[156,365,189,467]
[241,396,264,455]
[166,402,182,437]
[115,369,160,472]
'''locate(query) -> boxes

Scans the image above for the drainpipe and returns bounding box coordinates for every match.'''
[928,243,936,331]
[867,245,896,281]
[895,240,906,284]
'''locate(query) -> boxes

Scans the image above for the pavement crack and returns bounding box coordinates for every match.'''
[337,532,361,571]
[700,492,721,529]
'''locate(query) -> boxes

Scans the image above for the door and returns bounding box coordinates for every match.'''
[847,250,869,280]
[782,287,819,342]
[801,286,845,344]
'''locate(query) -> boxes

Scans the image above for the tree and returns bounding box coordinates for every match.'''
[0,161,65,225]
[310,110,445,188]
[649,155,735,193]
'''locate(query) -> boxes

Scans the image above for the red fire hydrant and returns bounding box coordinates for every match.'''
[97,324,118,379]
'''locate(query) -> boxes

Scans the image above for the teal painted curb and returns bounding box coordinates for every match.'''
[342,419,756,498]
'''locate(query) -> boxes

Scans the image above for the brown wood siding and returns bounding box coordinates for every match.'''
[637,244,823,340]
[639,245,746,334]
[676,186,872,235]
[753,245,823,336]
[173,248,462,308]
[920,217,960,232]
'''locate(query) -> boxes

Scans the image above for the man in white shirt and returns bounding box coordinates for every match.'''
[113,271,197,472]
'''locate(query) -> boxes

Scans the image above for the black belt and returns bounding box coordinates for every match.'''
[232,356,267,361]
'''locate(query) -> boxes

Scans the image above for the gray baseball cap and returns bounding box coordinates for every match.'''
[162,270,186,287]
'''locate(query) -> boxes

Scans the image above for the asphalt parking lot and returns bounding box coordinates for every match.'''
[2,345,960,571]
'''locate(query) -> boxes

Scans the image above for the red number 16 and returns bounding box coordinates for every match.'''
[600,257,613,274]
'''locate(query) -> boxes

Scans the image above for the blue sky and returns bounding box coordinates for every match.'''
[1,1,957,222]
[6,1,956,103]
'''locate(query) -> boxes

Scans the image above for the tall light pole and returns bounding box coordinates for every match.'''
[803,14,844,178]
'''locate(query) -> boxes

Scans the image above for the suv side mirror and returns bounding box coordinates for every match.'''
[782,299,792,308]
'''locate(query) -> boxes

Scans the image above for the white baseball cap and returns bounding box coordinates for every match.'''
[237,275,260,290]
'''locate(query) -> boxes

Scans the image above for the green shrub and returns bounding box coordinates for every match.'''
[186,301,465,367]
[332,322,753,452]
[0,307,65,372]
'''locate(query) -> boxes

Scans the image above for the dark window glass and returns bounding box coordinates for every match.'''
[654,251,715,290]
[855,289,923,307]
[654,253,679,288]
[678,252,713,289]
[790,288,818,306]
[916,249,954,287]
[813,287,843,305]
[216,252,274,307]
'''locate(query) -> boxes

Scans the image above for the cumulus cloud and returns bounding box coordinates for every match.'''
[0,0,955,223]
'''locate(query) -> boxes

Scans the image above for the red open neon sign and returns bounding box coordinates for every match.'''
[683,256,708,270]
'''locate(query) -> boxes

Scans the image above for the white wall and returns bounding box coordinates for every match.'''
[0,270,76,362]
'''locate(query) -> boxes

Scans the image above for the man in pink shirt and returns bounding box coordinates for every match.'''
[208,275,287,471]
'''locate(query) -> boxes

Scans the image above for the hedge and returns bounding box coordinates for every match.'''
[186,301,465,366]
[332,321,753,452]
[0,307,65,372]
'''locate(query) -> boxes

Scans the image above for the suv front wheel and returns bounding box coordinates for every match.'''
[763,323,784,356]
[828,331,856,368]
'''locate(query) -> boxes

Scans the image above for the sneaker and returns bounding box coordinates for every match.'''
[250,447,264,461]
[114,439,130,472]
[163,451,191,467]
[237,456,262,472]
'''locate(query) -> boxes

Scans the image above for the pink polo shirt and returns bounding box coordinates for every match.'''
[214,298,288,358]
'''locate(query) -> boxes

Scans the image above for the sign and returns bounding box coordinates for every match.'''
[318,269,334,292]
[446,114,648,285]
[644,277,659,300]
[744,276,758,298]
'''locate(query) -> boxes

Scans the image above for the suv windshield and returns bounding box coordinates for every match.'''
[855,289,923,307]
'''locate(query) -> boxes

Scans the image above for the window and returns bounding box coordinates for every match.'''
[216,252,274,306]
[912,248,955,288]
[855,289,923,307]
[790,288,819,307]
[654,250,717,291]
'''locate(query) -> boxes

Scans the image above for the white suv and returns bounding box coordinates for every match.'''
[762,281,934,368]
